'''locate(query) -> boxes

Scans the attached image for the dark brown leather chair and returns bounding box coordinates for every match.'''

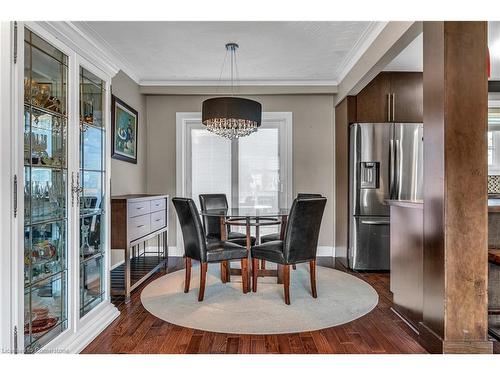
[260,193,323,244]
[251,196,327,304]
[198,194,256,247]
[172,197,249,301]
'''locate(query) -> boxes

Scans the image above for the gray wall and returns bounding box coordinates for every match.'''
[145,94,336,249]
[110,71,148,195]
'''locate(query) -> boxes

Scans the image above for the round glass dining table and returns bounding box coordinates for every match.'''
[199,207,291,284]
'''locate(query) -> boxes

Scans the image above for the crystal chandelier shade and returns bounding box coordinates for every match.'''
[201,43,262,140]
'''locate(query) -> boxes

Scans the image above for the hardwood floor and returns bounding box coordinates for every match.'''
[81,257,437,354]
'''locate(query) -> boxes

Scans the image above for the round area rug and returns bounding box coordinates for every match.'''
[140,263,378,334]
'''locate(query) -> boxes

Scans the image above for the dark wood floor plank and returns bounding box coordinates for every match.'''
[299,332,319,354]
[288,334,306,354]
[310,331,334,354]
[237,334,252,354]
[81,256,433,354]
[210,334,228,354]
[226,337,240,354]
[276,334,292,354]
[198,331,216,353]
[264,335,280,354]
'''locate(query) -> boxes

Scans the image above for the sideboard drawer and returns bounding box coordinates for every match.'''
[129,214,151,240]
[151,198,166,213]
[151,210,166,232]
[128,201,151,218]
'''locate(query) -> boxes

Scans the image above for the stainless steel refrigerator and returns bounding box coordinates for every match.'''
[348,122,423,271]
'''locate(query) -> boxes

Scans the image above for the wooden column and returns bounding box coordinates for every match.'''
[420,21,492,354]
[334,96,356,267]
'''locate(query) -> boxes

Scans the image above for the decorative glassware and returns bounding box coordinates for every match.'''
[24,28,68,353]
[79,67,106,318]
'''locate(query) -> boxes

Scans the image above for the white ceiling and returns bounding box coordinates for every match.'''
[383,33,422,72]
[76,21,379,85]
[383,22,500,77]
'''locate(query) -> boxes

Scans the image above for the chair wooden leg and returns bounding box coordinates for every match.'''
[292,264,296,270]
[260,260,266,270]
[184,257,191,293]
[225,261,231,282]
[310,260,317,298]
[252,258,259,292]
[198,262,208,301]
[241,258,249,294]
[283,264,290,305]
[220,262,227,283]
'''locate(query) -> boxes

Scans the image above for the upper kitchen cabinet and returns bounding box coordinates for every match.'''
[356,72,423,123]
[390,72,423,123]
[356,72,391,123]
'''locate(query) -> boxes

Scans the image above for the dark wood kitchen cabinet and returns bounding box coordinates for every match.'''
[356,71,423,123]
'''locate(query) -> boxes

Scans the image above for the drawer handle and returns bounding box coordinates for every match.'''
[137,224,145,228]
[136,207,143,210]
[155,203,161,206]
[155,219,161,222]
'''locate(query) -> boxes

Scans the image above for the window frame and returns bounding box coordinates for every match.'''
[489,100,500,175]
[175,111,293,253]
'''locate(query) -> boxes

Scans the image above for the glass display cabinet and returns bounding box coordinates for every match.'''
[8,23,119,354]
[23,28,68,353]
[79,67,106,317]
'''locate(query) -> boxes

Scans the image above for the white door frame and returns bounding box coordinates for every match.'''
[175,111,293,255]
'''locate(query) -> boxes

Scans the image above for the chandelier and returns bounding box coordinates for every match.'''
[202,43,262,139]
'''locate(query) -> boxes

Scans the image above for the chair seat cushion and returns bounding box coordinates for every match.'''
[206,241,248,262]
[260,232,280,243]
[207,232,256,247]
[251,240,286,264]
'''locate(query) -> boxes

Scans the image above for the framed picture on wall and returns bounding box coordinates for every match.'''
[111,95,138,164]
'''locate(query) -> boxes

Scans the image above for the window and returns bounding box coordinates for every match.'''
[176,112,292,249]
[489,104,500,174]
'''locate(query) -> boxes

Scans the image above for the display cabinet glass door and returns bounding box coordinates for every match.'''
[23,28,68,353]
[79,67,106,317]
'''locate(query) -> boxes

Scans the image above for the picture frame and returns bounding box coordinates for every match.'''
[111,95,138,164]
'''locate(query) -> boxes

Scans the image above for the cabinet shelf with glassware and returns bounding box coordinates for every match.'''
[7,23,120,354]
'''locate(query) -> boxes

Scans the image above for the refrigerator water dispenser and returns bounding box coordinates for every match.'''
[360,162,380,189]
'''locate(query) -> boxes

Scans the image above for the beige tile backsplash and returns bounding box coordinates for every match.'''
[488,175,500,194]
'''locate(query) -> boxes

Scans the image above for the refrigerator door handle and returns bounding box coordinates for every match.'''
[392,93,396,122]
[389,139,395,199]
[387,94,391,122]
[361,220,390,225]
[395,139,401,200]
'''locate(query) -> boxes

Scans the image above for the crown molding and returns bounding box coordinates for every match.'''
[334,21,388,84]
[35,21,387,89]
[31,21,122,78]
[139,79,338,87]
[69,21,140,83]
[140,85,338,95]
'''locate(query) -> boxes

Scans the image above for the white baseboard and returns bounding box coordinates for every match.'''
[70,302,120,353]
[168,246,183,256]
[317,246,335,257]
[40,301,119,354]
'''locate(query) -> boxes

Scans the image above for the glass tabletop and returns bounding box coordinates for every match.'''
[200,207,290,218]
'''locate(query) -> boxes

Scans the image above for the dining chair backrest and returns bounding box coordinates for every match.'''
[283,197,327,264]
[296,193,323,198]
[198,194,228,239]
[172,197,207,262]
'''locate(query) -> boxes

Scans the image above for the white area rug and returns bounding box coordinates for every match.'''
[140,263,378,334]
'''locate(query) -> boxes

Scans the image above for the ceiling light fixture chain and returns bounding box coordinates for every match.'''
[226,42,238,96]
